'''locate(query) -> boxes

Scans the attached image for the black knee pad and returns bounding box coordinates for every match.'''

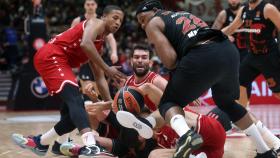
[213,97,248,123]
[207,107,232,132]
[158,102,176,118]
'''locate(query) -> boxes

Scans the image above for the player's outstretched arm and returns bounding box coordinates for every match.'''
[212,10,227,30]
[222,7,244,35]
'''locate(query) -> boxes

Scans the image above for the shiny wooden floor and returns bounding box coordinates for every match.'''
[1,105,280,158]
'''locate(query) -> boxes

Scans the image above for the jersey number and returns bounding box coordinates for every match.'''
[176,15,207,37]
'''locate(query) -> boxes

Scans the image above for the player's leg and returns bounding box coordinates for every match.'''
[158,42,231,158]
[239,53,260,108]
[211,44,276,157]
[258,48,280,153]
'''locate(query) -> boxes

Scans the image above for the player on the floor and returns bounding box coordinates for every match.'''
[11,5,125,157]
[222,0,280,153]
[116,83,227,158]
[135,0,276,157]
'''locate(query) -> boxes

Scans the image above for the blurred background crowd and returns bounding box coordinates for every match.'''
[0,0,279,75]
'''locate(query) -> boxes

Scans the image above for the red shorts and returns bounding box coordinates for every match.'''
[34,44,79,95]
[193,115,226,158]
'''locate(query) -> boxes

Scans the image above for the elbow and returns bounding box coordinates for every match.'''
[165,61,176,70]
[166,65,176,70]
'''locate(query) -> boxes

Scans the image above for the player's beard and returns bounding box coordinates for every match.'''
[229,3,240,11]
[133,65,149,77]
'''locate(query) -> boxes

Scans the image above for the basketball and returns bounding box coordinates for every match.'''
[112,86,145,114]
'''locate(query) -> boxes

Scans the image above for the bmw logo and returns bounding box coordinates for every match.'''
[30,77,49,98]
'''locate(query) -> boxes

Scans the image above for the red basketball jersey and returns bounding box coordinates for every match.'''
[124,71,158,111]
[49,20,104,68]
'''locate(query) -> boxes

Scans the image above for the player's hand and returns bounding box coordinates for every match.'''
[110,53,119,64]
[111,78,126,89]
[85,101,112,121]
[81,80,98,99]
[228,35,235,42]
[106,66,127,81]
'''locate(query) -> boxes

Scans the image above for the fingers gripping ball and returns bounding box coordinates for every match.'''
[113,86,145,114]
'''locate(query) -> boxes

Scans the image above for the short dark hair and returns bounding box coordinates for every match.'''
[103,5,123,15]
[136,0,163,16]
[131,44,153,59]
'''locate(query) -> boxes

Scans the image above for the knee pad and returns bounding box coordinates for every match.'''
[213,96,247,123]
[158,102,176,118]
[207,107,232,132]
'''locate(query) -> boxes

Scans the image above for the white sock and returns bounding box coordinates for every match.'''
[243,124,270,153]
[81,132,96,146]
[40,128,59,145]
[56,133,70,144]
[256,121,280,149]
[170,114,190,137]
[145,116,156,128]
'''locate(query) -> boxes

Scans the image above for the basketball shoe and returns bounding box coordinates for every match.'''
[173,130,204,158]
[116,111,153,139]
[11,133,49,156]
[78,144,116,158]
[255,149,277,158]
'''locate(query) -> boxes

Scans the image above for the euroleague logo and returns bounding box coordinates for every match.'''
[30,77,48,98]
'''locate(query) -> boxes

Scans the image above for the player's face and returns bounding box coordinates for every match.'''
[228,0,241,11]
[105,10,124,33]
[132,49,150,77]
[248,0,258,3]
[32,0,41,6]
[137,11,154,30]
[84,0,97,14]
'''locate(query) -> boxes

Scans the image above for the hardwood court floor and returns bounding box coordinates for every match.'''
[0,105,280,158]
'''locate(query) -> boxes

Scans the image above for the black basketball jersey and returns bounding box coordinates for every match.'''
[241,1,277,54]
[154,10,218,59]
[224,8,247,50]
[224,8,236,27]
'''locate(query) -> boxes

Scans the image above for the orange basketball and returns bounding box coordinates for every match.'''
[112,86,144,114]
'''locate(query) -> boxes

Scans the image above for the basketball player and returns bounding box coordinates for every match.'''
[11,5,125,157]
[212,0,255,109]
[222,0,280,153]
[71,0,118,64]
[72,0,118,105]
[135,0,276,157]
[58,44,168,157]
[116,83,226,158]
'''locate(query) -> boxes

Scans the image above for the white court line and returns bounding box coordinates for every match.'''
[0,151,11,157]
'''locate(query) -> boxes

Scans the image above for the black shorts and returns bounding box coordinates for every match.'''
[79,63,95,81]
[239,47,280,93]
[238,48,249,62]
[160,39,240,108]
